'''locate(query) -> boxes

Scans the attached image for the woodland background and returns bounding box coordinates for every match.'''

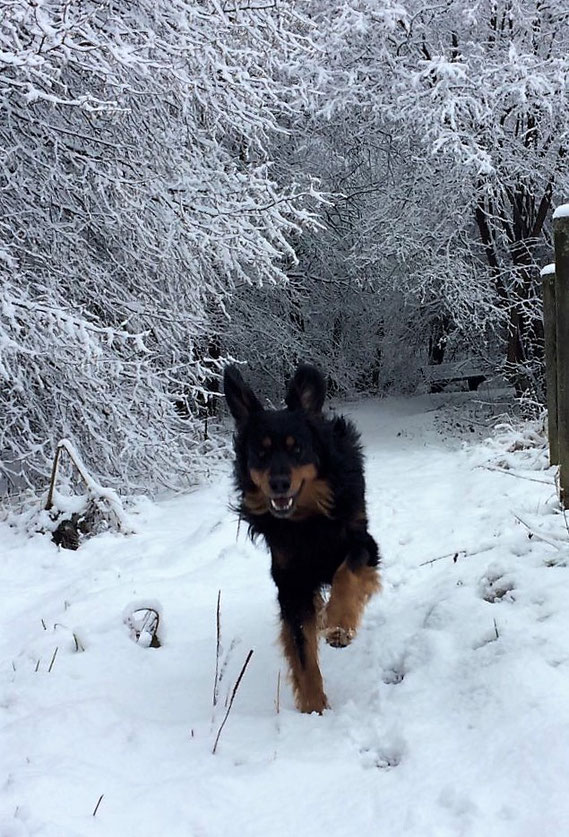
[2,0,568,494]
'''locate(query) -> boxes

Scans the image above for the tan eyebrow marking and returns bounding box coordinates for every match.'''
[285,436,296,449]
[262,437,272,448]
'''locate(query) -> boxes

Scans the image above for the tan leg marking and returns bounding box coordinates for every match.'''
[324,562,381,648]
[280,609,329,714]
[314,590,326,633]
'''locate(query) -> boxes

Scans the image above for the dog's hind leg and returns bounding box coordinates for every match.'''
[278,590,328,714]
[324,562,381,648]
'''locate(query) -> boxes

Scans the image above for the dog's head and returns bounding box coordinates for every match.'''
[223,365,331,519]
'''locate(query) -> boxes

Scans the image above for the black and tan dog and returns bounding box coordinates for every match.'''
[223,364,381,713]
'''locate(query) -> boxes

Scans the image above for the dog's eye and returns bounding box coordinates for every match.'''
[257,449,268,460]
[293,444,302,456]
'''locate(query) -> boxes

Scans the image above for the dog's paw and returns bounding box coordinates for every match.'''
[324,626,355,648]
[297,691,330,714]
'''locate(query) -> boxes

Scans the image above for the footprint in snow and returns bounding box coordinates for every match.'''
[360,742,403,770]
[479,574,515,603]
[382,666,405,685]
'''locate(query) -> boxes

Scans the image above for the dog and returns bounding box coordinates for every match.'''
[223,364,381,713]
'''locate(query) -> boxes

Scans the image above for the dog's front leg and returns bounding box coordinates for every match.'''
[324,561,381,647]
[324,531,381,648]
[277,584,328,714]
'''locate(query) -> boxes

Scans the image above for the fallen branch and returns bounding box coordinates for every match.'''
[512,512,562,549]
[48,438,134,532]
[478,465,553,486]
[419,550,466,567]
[44,438,135,548]
[419,543,496,568]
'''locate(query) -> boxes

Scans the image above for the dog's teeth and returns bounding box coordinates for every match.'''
[270,497,294,511]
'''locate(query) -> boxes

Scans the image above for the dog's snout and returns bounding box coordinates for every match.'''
[269,473,291,495]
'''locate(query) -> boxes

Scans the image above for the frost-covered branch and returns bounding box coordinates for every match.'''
[0,0,321,493]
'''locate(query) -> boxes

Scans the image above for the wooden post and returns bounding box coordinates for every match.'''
[553,207,569,507]
[541,263,558,466]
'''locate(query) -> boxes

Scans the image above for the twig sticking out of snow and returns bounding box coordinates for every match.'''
[47,647,58,673]
[274,669,282,743]
[92,795,104,817]
[213,590,222,709]
[212,649,254,755]
[217,638,240,709]
[275,670,281,715]
[210,591,241,723]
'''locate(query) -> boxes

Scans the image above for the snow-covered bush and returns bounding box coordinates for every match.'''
[0,0,318,493]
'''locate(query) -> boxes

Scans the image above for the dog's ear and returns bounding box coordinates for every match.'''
[285,364,326,415]
[223,365,263,425]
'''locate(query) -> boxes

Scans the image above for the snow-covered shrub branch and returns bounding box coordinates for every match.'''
[0,0,320,492]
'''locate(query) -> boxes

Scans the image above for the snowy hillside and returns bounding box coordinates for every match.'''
[2,395,569,837]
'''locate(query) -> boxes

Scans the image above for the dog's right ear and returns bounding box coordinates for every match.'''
[223,366,263,425]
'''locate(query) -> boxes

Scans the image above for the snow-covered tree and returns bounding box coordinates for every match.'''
[391,0,569,389]
[0,0,319,492]
[267,0,569,392]
[4,0,567,498]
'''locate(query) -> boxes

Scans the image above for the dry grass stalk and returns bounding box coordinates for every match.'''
[212,649,254,755]
[47,647,59,673]
[213,590,221,708]
[92,794,104,817]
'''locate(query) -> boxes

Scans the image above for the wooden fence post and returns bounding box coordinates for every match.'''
[553,207,569,508]
[541,263,558,466]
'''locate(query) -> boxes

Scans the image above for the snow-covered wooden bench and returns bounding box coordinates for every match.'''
[421,359,492,393]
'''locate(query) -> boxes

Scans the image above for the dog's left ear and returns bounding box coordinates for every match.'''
[285,364,326,415]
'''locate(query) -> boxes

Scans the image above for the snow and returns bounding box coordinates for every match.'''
[540,263,555,277]
[2,395,569,836]
[553,204,569,220]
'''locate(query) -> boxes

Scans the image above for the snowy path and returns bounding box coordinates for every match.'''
[2,396,569,836]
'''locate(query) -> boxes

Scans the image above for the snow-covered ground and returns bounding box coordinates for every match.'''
[2,394,569,837]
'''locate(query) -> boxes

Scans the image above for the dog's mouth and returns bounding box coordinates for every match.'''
[268,483,303,518]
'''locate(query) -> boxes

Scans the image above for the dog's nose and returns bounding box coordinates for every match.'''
[269,474,291,495]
